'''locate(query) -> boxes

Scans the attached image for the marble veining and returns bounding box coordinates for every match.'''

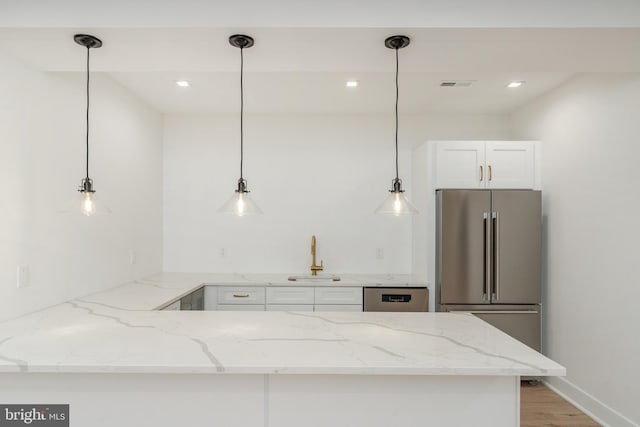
[67,301,156,329]
[0,273,565,377]
[284,311,549,373]
[189,338,225,372]
[0,337,28,372]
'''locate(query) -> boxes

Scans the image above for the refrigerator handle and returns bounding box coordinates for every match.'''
[492,211,500,301]
[483,212,490,301]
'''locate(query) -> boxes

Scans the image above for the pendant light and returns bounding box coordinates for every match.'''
[218,34,262,216]
[74,34,109,216]
[375,35,418,216]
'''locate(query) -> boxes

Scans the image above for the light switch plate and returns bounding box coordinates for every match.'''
[17,265,29,288]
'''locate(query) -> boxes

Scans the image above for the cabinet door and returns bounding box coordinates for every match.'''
[485,141,535,189]
[435,141,485,189]
[182,287,204,311]
[267,287,314,305]
[314,287,362,305]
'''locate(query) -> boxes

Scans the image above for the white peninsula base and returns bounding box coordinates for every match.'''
[2,373,520,427]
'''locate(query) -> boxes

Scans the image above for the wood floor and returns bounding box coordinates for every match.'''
[521,383,601,427]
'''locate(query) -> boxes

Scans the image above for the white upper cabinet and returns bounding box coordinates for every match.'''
[484,141,535,189]
[435,141,536,190]
[435,142,485,189]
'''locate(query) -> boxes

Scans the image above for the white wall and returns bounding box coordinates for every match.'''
[163,113,509,274]
[511,73,640,427]
[0,53,163,322]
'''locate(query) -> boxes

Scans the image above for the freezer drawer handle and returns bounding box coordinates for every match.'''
[382,294,412,303]
[449,310,538,314]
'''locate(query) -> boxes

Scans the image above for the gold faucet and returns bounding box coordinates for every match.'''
[310,235,324,276]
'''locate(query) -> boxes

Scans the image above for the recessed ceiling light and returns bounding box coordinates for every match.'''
[507,81,524,88]
[346,80,359,88]
[176,80,190,88]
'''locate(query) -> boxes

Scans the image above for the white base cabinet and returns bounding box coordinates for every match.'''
[209,286,363,312]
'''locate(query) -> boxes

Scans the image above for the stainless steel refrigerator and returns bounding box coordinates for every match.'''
[436,190,541,351]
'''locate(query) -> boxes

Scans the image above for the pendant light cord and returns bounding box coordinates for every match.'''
[240,45,244,181]
[85,46,91,180]
[394,46,399,181]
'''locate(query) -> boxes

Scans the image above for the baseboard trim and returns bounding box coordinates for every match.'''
[543,377,638,427]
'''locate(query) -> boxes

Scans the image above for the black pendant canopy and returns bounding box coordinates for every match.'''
[74,34,102,49]
[229,34,254,49]
[384,35,410,50]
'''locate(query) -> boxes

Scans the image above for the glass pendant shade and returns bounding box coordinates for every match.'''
[218,190,262,217]
[375,179,418,216]
[60,179,110,216]
[78,190,111,216]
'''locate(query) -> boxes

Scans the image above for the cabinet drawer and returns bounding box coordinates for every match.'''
[217,304,265,311]
[314,304,363,312]
[218,287,265,305]
[266,304,314,312]
[266,287,314,304]
[314,287,362,305]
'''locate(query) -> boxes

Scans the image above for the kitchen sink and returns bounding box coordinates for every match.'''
[287,275,341,282]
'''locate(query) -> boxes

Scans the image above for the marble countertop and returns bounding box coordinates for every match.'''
[0,273,565,377]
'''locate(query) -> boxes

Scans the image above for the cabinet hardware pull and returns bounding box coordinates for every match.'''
[233,294,250,298]
[479,165,484,181]
[488,165,493,181]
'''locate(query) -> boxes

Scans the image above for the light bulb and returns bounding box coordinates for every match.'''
[81,192,96,216]
[393,192,403,216]
[237,193,246,216]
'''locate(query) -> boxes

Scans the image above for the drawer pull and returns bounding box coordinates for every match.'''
[233,293,250,298]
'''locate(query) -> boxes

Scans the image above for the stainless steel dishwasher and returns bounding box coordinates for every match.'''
[363,288,428,312]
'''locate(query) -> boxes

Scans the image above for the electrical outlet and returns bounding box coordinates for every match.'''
[129,250,137,265]
[376,248,384,260]
[219,248,227,258]
[17,265,29,288]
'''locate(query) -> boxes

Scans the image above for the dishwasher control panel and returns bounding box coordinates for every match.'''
[364,287,428,312]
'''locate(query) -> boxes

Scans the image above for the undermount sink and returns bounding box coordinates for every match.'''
[287,275,341,282]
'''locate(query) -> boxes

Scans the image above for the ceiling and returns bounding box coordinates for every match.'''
[1,28,640,114]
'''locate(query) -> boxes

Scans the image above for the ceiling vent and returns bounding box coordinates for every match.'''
[440,81,474,87]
